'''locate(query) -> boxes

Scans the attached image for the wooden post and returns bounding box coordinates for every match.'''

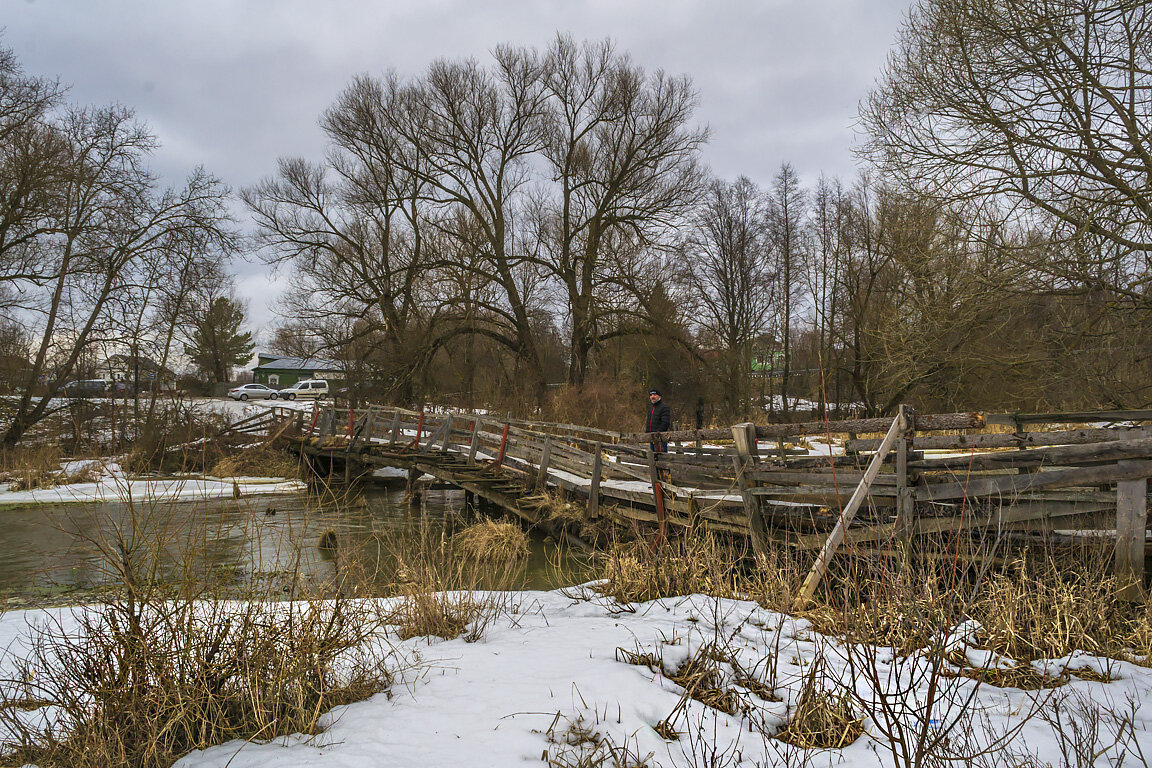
[363,409,376,444]
[440,414,454,453]
[646,447,668,550]
[536,436,553,490]
[495,423,510,468]
[895,404,915,540]
[307,405,320,437]
[468,419,482,463]
[1116,459,1147,602]
[410,409,425,448]
[389,410,402,447]
[732,422,769,557]
[588,442,602,519]
[793,410,907,611]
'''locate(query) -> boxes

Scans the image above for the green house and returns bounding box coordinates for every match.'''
[252,354,344,389]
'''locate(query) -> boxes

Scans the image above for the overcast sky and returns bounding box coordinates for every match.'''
[3,0,911,336]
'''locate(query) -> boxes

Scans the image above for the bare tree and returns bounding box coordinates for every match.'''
[682,176,773,418]
[765,163,806,415]
[861,0,1152,303]
[534,35,706,386]
[2,103,231,447]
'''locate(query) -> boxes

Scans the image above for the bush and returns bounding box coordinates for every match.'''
[0,497,395,768]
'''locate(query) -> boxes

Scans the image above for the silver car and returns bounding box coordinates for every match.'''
[227,383,279,401]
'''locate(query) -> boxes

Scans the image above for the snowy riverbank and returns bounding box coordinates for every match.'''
[0,589,1138,768]
[0,459,304,507]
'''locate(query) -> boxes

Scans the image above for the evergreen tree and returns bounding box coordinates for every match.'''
[185,297,255,383]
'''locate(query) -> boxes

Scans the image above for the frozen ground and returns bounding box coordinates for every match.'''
[0,590,1145,767]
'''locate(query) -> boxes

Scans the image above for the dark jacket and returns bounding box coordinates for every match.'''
[646,399,672,433]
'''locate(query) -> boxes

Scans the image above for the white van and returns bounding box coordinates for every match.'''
[277,379,329,401]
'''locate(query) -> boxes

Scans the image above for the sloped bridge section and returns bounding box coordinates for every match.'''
[263,404,1152,603]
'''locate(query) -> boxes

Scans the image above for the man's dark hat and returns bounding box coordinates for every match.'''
[649,388,660,396]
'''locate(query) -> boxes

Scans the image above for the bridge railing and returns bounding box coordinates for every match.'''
[269,403,1152,600]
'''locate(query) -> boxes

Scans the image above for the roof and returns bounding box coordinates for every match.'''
[253,355,344,372]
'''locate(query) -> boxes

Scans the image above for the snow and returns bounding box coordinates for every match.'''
[0,590,1142,767]
[0,460,304,506]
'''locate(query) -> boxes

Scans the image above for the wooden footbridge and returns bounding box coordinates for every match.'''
[234,404,1152,604]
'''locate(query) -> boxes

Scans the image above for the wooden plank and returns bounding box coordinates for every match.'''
[646,447,668,548]
[794,498,1114,549]
[914,459,1152,502]
[895,405,914,540]
[794,410,906,611]
[439,413,455,452]
[852,427,1152,453]
[907,432,1152,471]
[468,418,482,463]
[616,411,982,446]
[589,443,602,518]
[388,410,402,447]
[1116,460,1147,602]
[419,417,451,455]
[536,436,553,490]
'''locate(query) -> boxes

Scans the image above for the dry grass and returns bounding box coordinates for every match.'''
[666,646,738,715]
[0,443,63,491]
[593,530,1152,673]
[377,523,522,643]
[775,657,863,749]
[209,445,302,479]
[387,588,478,641]
[971,552,1136,662]
[452,519,530,562]
[596,534,747,605]
[538,377,646,432]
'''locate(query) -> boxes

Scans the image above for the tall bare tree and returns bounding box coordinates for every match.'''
[534,35,706,385]
[765,163,806,415]
[682,176,772,418]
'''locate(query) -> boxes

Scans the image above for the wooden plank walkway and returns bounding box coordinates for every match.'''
[262,404,1152,600]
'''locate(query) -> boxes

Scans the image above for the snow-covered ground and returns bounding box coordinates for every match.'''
[0,460,304,506]
[0,589,1124,767]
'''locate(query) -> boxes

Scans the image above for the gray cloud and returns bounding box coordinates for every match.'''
[4,0,910,328]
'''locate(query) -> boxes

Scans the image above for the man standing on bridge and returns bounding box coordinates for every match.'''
[645,388,672,453]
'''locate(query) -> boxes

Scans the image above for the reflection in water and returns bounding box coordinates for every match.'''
[0,488,590,599]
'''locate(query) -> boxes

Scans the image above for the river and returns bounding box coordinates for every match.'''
[0,487,591,605]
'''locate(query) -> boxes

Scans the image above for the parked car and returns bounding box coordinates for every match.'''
[227,383,279,401]
[277,379,329,401]
[109,381,135,396]
[62,379,109,398]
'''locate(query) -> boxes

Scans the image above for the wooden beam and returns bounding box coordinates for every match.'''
[986,409,1152,426]
[732,422,770,558]
[1116,460,1148,602]
[794,410,906,611]
[852,427,1152,453]
[914,459,1152,502]
[388,410,402,447]
[895,405,915,541]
